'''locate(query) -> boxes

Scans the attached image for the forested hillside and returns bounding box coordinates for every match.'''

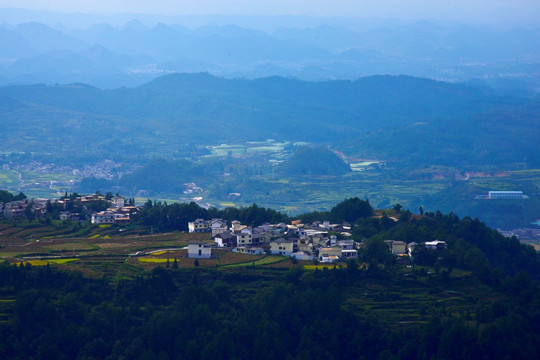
[0,73,537,167]
[1,262,539,360]
[1,74,539,229]
[279,146,351,176]
[1,194,540,359]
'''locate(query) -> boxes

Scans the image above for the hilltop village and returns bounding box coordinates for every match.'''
[0,191,454,265]
[2,190,540,360]
[186,217,446,264]
[0,192,138,224]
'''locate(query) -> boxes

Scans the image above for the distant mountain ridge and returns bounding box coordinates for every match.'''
[0,72,492,120]
[0,19,538,90]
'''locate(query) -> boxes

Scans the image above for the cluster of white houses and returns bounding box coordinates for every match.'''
[90,197,138,225]
[1,194,138,224]
[188,219,446,263]
[187,218,355,261]
[187,218,448,262]
[385,239,447,264]
[1,198,49,219]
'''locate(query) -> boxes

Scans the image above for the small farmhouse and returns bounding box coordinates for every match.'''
[214,232,237,248]
[188,242,212,259]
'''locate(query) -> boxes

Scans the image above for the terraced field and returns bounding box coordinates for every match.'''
[342,268,489,328]
[0,223,309,278]
[220,255,286,268]
[0,298,14,324]
[0,223,207,276]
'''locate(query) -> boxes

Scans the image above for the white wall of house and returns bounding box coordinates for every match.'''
[188,220,210,233]
[188,242,212,258]
[236,233,252,246]
[91,211,115,224]
[270,240,294,256]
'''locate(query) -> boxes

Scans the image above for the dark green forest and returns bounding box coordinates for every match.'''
[1,248,539,360]
[0,190,26,203]
[279,146,351,176]
[1,71,540,358]
[132,197,373,232]
[1,195,540,359]
[132,201,289,232]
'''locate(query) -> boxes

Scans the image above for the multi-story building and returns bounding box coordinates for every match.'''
[270,239,295,256]
[188,219,210,233]
[91,211,115,224]
[211,219,228,236]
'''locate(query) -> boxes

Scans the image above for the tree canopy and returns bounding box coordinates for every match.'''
[279,146,351,176]
[330,197,373,223]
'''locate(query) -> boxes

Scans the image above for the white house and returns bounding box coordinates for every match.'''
[425,240,447,251]
[211,219,228,236]
[391,241,407,255]
[188,219,210,233]
[319,255,340,263]
[214,232,237,248]
[110,196,125,208]
[188,242,212,258]
[337,239,355,250]
[3,200,28,219]
[269,239,295,256]
[91,211,115,224]
[341,249,358,259]
[59,211,80,221]
[236,227,254,246]
[231,220,242,232]
[233,246,265,255]
[318,246,342,262]
[384,240,408,255]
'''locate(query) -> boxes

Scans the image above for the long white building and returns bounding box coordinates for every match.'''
[488,191,524,200]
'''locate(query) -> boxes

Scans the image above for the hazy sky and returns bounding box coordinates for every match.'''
[1,0,539,22]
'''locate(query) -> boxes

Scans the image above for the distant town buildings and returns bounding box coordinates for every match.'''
[0,193,138,224]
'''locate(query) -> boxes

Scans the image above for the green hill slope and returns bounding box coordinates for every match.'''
[0,73,536,167]
[280,146,351,176]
